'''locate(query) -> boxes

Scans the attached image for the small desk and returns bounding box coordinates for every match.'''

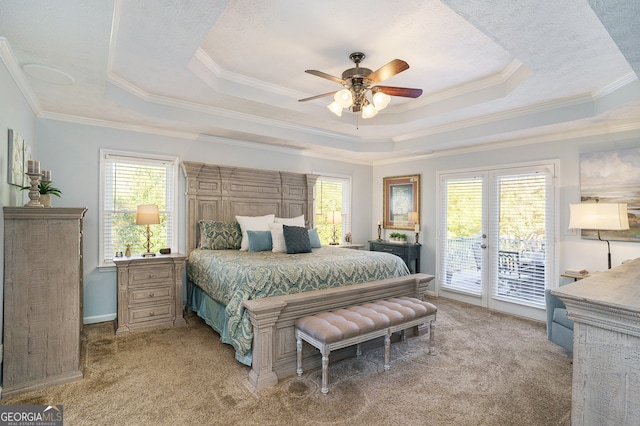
[368,241,421,273]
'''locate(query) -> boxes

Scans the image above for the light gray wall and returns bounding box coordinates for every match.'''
[372,132,640,293]
[0,60,37,337]
[36,119,373,323]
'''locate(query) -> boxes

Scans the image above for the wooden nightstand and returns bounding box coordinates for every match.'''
[113,253,187,334]
[369,240,421,273]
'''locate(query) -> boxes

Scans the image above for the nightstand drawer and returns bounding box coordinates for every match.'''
[129,303,173,324]
[129,265,173,286]
[370,243,405,257]
[129,285,173,304]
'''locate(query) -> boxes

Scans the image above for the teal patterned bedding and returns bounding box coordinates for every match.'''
[187,247,410,357]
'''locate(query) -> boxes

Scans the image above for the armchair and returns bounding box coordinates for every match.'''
[545,286,574,352]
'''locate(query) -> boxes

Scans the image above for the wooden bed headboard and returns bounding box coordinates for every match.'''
[181,162,319,254]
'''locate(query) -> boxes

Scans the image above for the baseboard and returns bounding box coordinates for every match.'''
[83,313,117,325]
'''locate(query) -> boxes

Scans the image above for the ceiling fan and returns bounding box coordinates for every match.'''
[299,52,423,119]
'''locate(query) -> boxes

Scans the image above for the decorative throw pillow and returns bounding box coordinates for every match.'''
[247,230,273,252]
[236,214,275,251]
[199,221,242,250]
[270,216,305,252]
[269,223,287,253]
[308,229,322,248]
[283,224,312,254]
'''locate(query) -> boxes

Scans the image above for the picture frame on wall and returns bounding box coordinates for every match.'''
[383,174,420,230]
[7,129,24,186]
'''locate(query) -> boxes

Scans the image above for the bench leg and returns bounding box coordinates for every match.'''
[296,334,303,376]
[356,343,362,357]
[384,333,391,371]
[321,349,330,394]
[428,320,435,354]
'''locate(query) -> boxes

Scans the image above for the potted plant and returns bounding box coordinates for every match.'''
[20,181,62,207]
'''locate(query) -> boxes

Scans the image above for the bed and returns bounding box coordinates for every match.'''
[182,162,434,389]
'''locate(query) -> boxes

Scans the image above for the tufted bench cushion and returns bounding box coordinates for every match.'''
[295,296,437,394]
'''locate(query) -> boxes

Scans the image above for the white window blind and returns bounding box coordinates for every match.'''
[439,176,484,295]
[315,176,352,245]
[490,170,550,306]
[100,150,178,266]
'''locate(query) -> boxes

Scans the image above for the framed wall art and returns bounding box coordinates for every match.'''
[580,147,640,242]
[383,174,420,230]
[7,129,24,186]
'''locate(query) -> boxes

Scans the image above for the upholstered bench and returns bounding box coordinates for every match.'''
[295,296,437,394]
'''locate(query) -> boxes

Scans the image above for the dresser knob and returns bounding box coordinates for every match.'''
[149,311,155,316]
[148,273,155,278]
[149,292,154,298]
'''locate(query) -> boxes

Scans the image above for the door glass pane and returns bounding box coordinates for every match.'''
[493,172,547,306]
[440,177,483,296]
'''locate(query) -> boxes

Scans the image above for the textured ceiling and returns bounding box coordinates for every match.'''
[1,0,639,163]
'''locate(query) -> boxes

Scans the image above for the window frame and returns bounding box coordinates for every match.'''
[99,149,180,267]
[314,173,352,245]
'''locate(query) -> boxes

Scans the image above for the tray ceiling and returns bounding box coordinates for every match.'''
[1,0,639,163]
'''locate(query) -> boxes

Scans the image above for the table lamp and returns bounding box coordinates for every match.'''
[327,211,342,245]
[568,201,629,269]
[136,204,160,257]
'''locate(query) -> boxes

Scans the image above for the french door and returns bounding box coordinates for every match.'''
[436,163,555,321]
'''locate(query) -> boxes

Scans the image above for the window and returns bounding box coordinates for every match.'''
[100,150,179,266]
[314,175,351,245]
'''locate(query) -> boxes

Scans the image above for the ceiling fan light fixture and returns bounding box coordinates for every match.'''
[334,89,353,108]
[361,103,378,119]
[373,91,391,111]
[327,101,343,117]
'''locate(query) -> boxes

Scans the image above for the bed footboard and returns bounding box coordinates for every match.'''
[242,273,434,390]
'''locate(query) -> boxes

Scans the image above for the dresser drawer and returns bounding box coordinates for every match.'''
[128,303,173,324]
[129,285,173,304]
[129,265,173,286]
[371,243,406,257]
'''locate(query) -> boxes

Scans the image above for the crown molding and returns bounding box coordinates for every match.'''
[592,72,638,99]
[0,37,42,115]
[374,119,640,166]
[106,72,357,143]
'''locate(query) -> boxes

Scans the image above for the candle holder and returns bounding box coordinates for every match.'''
[24,172,44,207]
[415,232,420,244]
[377,224,383,241]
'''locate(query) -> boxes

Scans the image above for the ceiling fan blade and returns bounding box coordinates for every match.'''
[298,91,337,102]
[305,70,346,85]
[375,85,423,98]
[366,59,409,84]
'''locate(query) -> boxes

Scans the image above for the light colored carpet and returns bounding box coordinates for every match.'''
[0,297,572,425]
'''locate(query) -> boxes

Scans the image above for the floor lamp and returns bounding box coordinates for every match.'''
[568,202,629,269]
[136,204,160,257]
[327,210,342,245]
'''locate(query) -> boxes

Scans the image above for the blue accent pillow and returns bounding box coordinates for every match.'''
[283,225,312,254]
[308,229,321,248]
[247,230,273,252]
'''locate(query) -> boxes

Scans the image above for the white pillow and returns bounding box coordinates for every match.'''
[236,214,275,251]
[271,216,305,252]
[269,223,287,253]
[274,215,305,226]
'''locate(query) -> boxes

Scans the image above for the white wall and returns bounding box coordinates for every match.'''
[372,132,640,293]
[0,60,37,337]
[36,119,373,323]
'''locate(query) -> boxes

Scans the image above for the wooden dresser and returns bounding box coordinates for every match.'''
[113,253,186,334]
[552,259,640,424]
[369,240,421,273]
[2,207,87,399]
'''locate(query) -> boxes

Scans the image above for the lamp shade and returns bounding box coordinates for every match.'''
[136,204,160,225]
[568,202,629,231]
[327,210,342,225]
